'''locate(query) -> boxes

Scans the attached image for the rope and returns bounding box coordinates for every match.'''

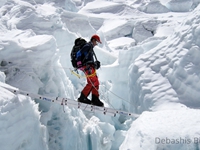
[104,86,132,105]
[70,68,96,78]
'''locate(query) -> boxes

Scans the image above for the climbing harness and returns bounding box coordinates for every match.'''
[70,68,96,78]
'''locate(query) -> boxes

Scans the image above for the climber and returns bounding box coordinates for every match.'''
[76,34,104,107]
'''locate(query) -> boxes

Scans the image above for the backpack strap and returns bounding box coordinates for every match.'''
[92,49,98,61]
[89,42,98,61]
[82,43,98,64]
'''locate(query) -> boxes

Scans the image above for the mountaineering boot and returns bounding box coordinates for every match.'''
[78,92,91,104]
[91,94,104,107]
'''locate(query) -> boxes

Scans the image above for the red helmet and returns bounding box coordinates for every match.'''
[91,34,102,44]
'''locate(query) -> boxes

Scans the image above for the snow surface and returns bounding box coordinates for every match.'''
[1,0,200,149]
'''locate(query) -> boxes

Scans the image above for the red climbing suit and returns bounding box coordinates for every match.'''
[82,65,99,97]
[82,66,99,97]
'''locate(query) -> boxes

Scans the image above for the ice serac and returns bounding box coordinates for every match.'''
[0,82,48,150]
[129,4,200,113]
[166,0,193,12]
[122,3,200,150]
[138,1,169,13]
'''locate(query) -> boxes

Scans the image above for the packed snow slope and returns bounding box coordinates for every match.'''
[1,0,200,150]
